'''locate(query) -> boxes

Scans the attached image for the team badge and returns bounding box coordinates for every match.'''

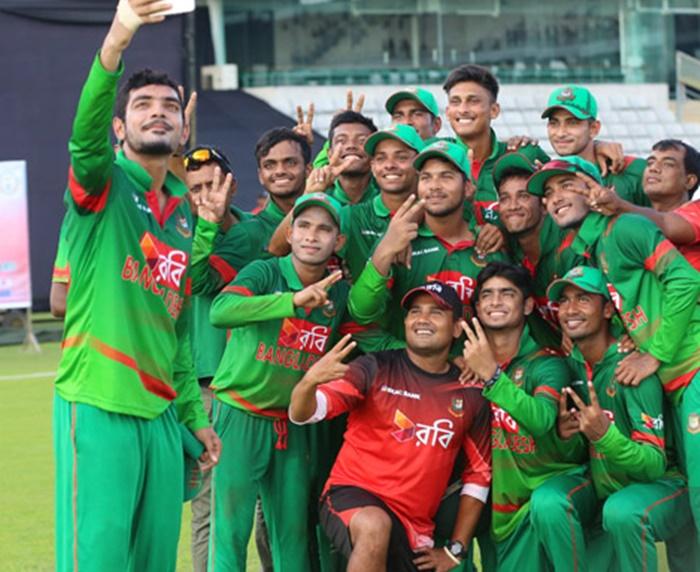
[513,367,525,387]
[688,413,700,434]
[557,88,575,102]
[176,215,192,238]
[606,382,616,398]
[568,266,584,278]
[449,397,464,418]
[471,251,488,267]
[322,300,336,318]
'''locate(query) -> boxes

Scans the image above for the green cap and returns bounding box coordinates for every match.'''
[542,85,598,120]
[492,145,551,188]
[413,140,472,182]
[385,87,440,117]
[364,124,425,156]
[526,156,602,197]
[547,265,611,302]
[292,192,342,227]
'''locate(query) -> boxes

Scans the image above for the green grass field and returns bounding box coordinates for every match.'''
[0,341,672,572]
[0,341,260,572]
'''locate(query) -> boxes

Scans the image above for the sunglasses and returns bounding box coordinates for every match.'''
[184,146,233,175]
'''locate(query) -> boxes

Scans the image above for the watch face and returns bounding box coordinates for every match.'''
[449,541,465,557]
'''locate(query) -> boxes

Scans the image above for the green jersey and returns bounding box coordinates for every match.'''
[337,194,392,282]
[567,343,670,498]
[603,156,651,207]
[52,214,71,285]
[349,224,508,339]
[209,255,399,416]
[190,206,252,380]
[327,177,380,207]
[484,327,581,542]
[572,212,700,402]
[508,216,584,347]
[55,54,207,431]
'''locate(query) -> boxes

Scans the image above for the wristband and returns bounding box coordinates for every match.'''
[483,365,502,389]
[443,546,461,565]
[117,0,144,32]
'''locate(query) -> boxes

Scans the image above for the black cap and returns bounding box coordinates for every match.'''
[401,281,463,318]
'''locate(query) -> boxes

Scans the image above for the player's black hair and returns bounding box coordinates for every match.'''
[115,69,183,121]
[496,167,533,192]
[473,262,534,302]
[328,111,378,144]
[443,64,499,102]
[652,139,700,193]
[254,127,312,166]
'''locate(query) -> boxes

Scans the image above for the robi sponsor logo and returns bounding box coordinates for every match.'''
[390,409,455,449]
[140,232,188,290]
[642,412,664,431]
[427,270,475,305]
[278,318,330,355]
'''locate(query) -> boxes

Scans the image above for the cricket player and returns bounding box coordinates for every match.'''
[492,146,584,346]
[460,262,581,571]
[386,87,443,141]
[289,281,491,572]
[53,1,219,570]
[349,140,508,339]
[542,85,650,206]
[529,265,693,571]
[528,156,700,547]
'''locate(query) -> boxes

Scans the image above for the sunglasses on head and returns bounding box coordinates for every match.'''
[184,146,233,175]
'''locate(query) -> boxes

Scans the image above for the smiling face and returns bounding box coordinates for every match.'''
[370,138,418,195]
[643,146,694,203]
[390,99,441,139]
[288,206,342,267]
[475,275,532,331]
[557,284,613,341]
[329,122,373,176]
[497,175,544,236]
[546,108,600,157]
[114,84,186,157]
[417,158,470,217]
[257,140,308,199]
[404,293,460,356]
[445,81,499,140]
[543,173,590,229]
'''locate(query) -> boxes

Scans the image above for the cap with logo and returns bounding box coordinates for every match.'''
[292,193,342,227]
[385,87,440,118]
[364,124,425,156]
[492,145,551,188]
[542,86,598,121]
[413,140,472,182]
[526,155,602,197]
[401,281,463,318]
[547,265,611,302]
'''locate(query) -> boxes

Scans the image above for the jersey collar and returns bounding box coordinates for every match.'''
[115,150,188,197]
[331,177,379,206]
[260,198,287,224]
[417,223,477,252]
[372,193,392,218]
[569,339,622,373]
[500,324,539,369]
[279,255,304,291]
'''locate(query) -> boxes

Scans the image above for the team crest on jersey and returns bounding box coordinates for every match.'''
[688,413,700,434]
[322,300,337,318]
[606,382,617,398]
[449,397,464,418]
[513,367,525,385]
[426,270,475,305]
[278,318,330,355]
[176,215,192,238]
[139,232,188,290]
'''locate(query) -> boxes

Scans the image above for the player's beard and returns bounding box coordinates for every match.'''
[124,129,178,157]
[425,199,463,218]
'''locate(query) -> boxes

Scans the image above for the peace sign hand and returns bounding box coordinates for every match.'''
[573,172,623,216]
[197,166,235,225]
[564,381,611,442]
[294,103,315,146]
[556,390,581,440]
[292,270,343,310]
[303,334,357,387]
[305,146,357,194]
[461,318,498,381]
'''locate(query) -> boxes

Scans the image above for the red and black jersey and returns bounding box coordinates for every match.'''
[317,349,491,548]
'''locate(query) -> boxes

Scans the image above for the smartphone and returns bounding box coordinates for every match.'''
[566,379,585,411]
[158,0,195,16]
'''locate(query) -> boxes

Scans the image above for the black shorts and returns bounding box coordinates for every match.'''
[319,485,420,572]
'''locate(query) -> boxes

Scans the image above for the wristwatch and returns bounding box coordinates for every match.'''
[444,540,468,560]
[483,365,502,389]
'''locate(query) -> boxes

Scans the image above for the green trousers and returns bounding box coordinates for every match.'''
[53,393,183,572]
[208,401,311,572]
[494,512,552,572]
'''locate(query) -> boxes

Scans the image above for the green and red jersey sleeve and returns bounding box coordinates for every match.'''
[52,217,71,285]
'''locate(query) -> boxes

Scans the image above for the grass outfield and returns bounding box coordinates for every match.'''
[0,342,260,572]
[0,342,672,571]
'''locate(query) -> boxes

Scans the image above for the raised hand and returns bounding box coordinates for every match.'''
[381,195,424,254]
[117,0,172,32]
[615,350,659,386]
[572,172,623,216]
[594,140,625,176]
[461,318,498,381]
[305,146,356,194]
[294,103,315,146]
[564,381,610,441]
[303,334,357,386]
[292,270,343,310]
[342,90,365,114]
[198,166,235,225]
[506,134,539,152]
[556,390,580,440]
[475,223,504,256]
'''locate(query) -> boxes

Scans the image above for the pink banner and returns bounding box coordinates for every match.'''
[0,161,31,309]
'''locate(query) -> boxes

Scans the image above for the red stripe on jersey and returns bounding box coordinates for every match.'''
[220,388,288,419]
[493,502,521,513]
[557,231,575,254]
[52,265,71,283]
[461,433,492,489]
[434,235,476,254]
[210,255,238,284]
[339,321,372,335]
[643,239,674,271]
[62,334,86,349]
[631,430,665,449]
[663,367,698,393]
[534,385,560,401]
[185,277,192,296]
[145,190,183,228]
[222,285,253,296]
[68,167,110,212]
[320,380,365,411]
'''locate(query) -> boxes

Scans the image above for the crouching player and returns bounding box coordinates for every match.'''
[529,266,693,571]
[290,282,491,571]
